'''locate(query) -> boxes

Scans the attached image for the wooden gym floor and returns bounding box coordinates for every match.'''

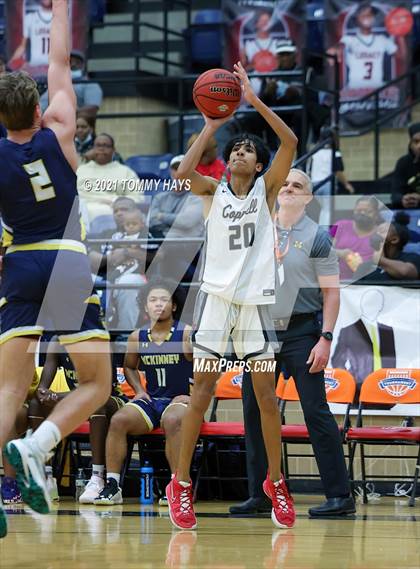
[0,495,419,569]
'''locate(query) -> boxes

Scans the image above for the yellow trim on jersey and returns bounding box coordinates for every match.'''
[125,402,154,431]
[84,295,101,306]
[2,228,13,247]
[80,219,87,242]
[0,297,8,309]
[58,329,110,345]
[6,239,87,255]
[110,395,127,410]
[0,326,43,345]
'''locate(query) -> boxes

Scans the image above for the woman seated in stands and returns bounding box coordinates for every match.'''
[355,213,420,282]
[392,123,420,209]
[77,133,142,224]
[332,196,382,280]
[74,112,96,163]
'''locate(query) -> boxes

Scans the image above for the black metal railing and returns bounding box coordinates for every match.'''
[91,0,191,77]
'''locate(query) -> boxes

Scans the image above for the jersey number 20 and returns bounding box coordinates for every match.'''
[228,223,255,250]
[23,159,56,202]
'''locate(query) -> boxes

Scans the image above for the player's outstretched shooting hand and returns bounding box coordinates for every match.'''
[233,61,257,105]
[202,113,232,132]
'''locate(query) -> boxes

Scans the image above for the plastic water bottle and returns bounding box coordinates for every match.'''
[140,461,154,504]
[45,465,59,502]
[75,468,85,502]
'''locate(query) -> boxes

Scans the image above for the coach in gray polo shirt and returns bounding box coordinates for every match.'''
[230,169,355,518]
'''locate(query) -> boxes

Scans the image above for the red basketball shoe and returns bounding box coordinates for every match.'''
[166,476,197,530]
[263,474,295,529]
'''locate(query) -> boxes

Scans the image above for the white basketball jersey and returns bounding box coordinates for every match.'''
[24,8,53,66]
[201,177,275,305]
[342,33,397,89]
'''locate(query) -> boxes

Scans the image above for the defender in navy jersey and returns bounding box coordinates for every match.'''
[0,2,111,537]
[28,336,126,504]
[166,62,297,530]
[95,279,193,506]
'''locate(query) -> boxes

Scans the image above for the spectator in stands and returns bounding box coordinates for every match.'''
[333,196,381,280]
[77,133,141,224]
[186,134,226,180]
[88,196,160,280]
[107,209,149,330]
[149,154,204,238]
[94,279,192,506]
[355,213,420,282]
[309,126,355,195]
[75,112,95,162]
[88,197,140,309]
[28,336,128,504]
[40,50,103,119]
[392,123,420,209]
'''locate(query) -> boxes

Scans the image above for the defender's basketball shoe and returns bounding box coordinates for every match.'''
[166,476,197,530]
[4,435,51,514]
[263,474,295,529]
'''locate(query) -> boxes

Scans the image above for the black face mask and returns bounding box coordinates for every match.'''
[353,212,375,231]
[369,233,384,251]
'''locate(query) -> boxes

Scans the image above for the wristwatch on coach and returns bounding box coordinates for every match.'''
[320,331,333,342]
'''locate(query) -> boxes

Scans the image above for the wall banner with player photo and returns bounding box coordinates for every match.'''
[325,0,413,133]
[329,285,420,388]
[6,0,88,79]
[222,0,306,72]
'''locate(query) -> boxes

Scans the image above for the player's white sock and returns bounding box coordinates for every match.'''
[30,421,61,456]
[92,465,104,478]
[107,473,120,485]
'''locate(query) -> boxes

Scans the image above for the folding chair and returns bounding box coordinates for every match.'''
[280,369,356,484]
[347,368,420,506]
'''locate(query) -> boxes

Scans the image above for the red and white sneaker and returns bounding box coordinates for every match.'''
[263,475,295,529]
[166,476,197,530]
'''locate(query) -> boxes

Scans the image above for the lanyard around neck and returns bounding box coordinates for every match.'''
[274,224,291,263]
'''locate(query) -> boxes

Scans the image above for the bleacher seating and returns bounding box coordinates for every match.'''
[89,0,106,25]
[125,153,172,182]
[184,9,223,71]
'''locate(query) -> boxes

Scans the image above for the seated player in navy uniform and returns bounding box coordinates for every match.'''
[28,336,127,503]
[95,279,193,505]
[0,1,111,537]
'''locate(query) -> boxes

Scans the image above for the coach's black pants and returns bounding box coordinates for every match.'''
[243,314,350,499]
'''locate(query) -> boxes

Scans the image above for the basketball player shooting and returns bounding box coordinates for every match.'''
[0,0,111,539]
[166,61,297,530]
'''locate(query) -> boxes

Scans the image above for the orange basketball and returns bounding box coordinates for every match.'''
[193,68,242,119]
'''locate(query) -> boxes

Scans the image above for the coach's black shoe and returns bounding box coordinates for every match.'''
[308,496,356,517]
[229,497,272,514]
